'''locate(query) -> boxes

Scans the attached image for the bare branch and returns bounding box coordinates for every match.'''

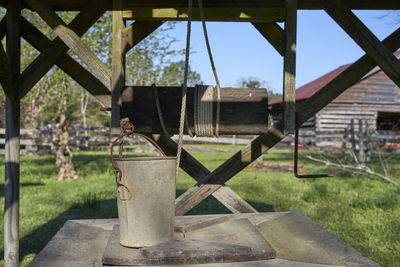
[306,155,398,186]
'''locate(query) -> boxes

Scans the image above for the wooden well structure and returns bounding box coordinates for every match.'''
[1,0,400,266]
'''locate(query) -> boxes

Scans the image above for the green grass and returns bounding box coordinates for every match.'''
[0,148,399,266]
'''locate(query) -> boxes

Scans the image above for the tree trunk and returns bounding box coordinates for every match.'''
[52,113,78,181]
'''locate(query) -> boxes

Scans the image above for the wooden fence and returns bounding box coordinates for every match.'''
[0,125,399,155]
[0,125,251,155]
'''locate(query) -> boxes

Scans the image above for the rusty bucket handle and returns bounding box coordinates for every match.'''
[111,120,167,200]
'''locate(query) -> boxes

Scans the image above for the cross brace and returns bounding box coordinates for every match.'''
[320,0,400,88]
[20,0,106,98]
[175,26,400,215]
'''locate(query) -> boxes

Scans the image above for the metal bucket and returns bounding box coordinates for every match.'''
[111,124,176,248]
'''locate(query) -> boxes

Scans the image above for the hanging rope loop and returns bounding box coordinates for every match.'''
[198,0,222,136]
[176,0,193,176]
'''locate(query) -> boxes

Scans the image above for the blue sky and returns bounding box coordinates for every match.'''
[167,10,399,93]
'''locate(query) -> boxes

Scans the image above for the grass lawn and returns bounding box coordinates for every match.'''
[0,147,399,266]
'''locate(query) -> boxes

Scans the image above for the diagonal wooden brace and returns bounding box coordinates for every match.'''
[320,0,400,88]
[175,26,400,216]
[20,1,105,98]
[150,135,258,214]
[252,22,284,56]
[0,17,12,98]
[122,21,164,54]
[21,17,111,107]
[25,0,111,89]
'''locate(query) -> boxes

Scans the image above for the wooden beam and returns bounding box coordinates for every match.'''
[252,22,284,56]
[25,0,111,90]
[151,135,258,214]
[6,0,400,11]
[320,0,400,88]
[122,21,163,54]
[0,16,6,40]
[283,0,297,135]
[20,3,105,98]
[0,41,12,97]
[111,0,125,132]
[4,1,21,266]
[0,18,11,95]
[175,26,400,216]
[122,8,285,22]
[21,17,111,107]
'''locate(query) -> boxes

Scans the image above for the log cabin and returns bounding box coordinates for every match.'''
[270,51,400,149]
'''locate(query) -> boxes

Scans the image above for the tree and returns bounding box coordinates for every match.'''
[17,11,202,181]
[158,60,202,86]
[237,76,281,101]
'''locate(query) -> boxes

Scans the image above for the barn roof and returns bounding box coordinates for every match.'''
[270,50,400,105]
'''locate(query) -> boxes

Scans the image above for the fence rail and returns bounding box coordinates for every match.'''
[0,124,399,155]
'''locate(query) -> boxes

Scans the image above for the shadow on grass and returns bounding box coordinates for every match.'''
[4,188,276,263]
[0,182,44,198]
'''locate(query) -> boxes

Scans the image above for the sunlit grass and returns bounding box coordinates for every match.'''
[0,148,399,266]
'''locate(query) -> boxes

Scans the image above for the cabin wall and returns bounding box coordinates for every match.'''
[271,69,400,150]
[314,70,400,148]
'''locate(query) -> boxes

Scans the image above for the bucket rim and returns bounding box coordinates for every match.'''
[114,156,176,161]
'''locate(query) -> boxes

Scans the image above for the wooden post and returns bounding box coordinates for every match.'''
[111,0,125,133]
[283,0,297,134]
[4,0,21,266]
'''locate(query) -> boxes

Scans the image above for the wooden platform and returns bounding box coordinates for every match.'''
[28,211,378,267]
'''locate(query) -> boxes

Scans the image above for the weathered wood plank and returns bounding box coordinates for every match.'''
[252,22,284,56]
[320,0,400,88]
[4,1,21,266]
[21,17,111,107]
[122,21,163,54]
[111,0,125,132]
[5,0,400,11]
[20,2,105,97]
[0,40,12,97]
[0,16,5,40]
[122,7,285,22]
[0,17,11,97]
[25,0,111,90]
[151,135,258,214]
[282,0,297,135]
[175,26,400,215]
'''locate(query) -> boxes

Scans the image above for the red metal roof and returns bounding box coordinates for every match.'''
[269,50,400,105]
[269,64,350,105]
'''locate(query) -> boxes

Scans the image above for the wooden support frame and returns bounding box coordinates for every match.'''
[0,17,12,97]
[149,135,258,214]
[252,22,285,56]
[253,2,297,135]
[282,0,297,134]
[122,7,285,22]
[25,0,111,89]
[20,1,106,97]
[320,0,400,88]
[1,3,398,263]
[20,17,111,107]
[122,21,163,54]
[4,1,21,266]
[175,26,400,215]
[111,0,126,132]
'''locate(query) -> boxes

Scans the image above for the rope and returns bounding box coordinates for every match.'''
[152,84,171,136]
[194,85,214,136]
[198,0,221,136]
[176,0,193,177]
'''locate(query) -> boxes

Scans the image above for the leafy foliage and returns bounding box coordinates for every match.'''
[236,76,282,101]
